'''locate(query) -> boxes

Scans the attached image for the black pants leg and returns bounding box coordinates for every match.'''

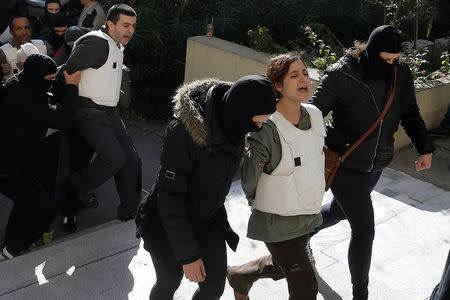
[148,248,183,300]
[110,115,141,218]
[146,226,227,300]
[57,129,94,217]
[313,167,382,300]
[71,108,140,216]
[1,175,52,253]
[192,227,227,300]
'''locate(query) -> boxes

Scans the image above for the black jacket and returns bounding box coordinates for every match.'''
[311,55,435,172]
[136,79,240,264]
[0,80,65,173]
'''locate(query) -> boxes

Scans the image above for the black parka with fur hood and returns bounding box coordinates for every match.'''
[135,79,242,265]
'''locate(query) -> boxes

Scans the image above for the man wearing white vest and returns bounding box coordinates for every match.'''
[0,16,53,82]
[64,3,140,223]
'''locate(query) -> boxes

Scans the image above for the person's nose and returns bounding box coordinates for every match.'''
[299,74,306,84]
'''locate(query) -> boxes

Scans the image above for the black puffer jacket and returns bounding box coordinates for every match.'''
[311,55,435,172]
[135,79,241,264]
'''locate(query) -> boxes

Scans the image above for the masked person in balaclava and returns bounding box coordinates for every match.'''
[307,25,435,299]
[135,75,276,300]
[34,0,62,37]
[0,54,79,258]
[40,12,72,55]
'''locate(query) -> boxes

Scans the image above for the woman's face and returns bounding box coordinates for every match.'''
[47,3,61,14]
[275,59,311,103]
[252,114,272,128]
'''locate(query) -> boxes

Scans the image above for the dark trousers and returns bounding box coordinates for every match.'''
[314,166,382,300]
[0,175,54,252]
[144,226,227,300]
[56,128,93,217]
[71,107,141,217]
[1,132,61,252]
[227,235,316,300]
[266,235,317,300]
[431,250,450,300]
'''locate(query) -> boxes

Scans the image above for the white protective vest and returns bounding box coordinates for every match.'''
[1,40,47,80]
[253,104,326,216]
[74,30,124,107]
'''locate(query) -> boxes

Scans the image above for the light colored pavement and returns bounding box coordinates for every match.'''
[1,115,448,299]
[1,166,449,300]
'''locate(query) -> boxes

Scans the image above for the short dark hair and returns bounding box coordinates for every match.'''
[106,4,136,24]
[9,16,30,32]
[45,0,61,9]
[266,52,307,99]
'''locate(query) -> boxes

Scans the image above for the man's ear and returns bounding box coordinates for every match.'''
[106,20,114,31]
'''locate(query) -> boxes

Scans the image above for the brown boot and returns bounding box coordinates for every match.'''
[233,290,250,300]
[227,255,285,299]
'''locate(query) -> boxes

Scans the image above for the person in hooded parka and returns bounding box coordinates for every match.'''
[135,75,277,300]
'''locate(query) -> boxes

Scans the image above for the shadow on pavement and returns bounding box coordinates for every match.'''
[317,270,343,300]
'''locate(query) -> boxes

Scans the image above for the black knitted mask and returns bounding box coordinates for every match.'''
[218,75,276,143]
[363,25,402,79]
[47,13,71,50]
[22,54,57,92]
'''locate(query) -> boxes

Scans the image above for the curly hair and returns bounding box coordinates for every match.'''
[265,52,306,99]
[345,41,367,59]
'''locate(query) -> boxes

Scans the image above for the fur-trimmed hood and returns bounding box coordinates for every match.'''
[172,78,232,146]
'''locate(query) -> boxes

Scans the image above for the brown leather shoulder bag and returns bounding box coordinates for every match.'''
[324,66,397,191]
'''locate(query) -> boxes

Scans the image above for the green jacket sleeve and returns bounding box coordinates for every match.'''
[241,121,278,200]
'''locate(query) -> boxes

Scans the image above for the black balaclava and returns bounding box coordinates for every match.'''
[362,25,402,79]
[47,12,71,50]
[217,75,276,143]
[22,53,57,92]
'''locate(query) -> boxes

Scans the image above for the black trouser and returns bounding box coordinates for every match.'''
[144,226,227,300]
[0,175,55,253]
[56,128,93,217]
[1,132,61,252]
[313,167,382,300]
[71,106,141,218]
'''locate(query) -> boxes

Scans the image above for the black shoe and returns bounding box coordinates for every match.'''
[117,210,136,222]
[63,216,77,233]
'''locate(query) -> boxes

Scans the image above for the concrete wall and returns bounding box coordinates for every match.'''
[394,82,450,149]
[185,36,450,150]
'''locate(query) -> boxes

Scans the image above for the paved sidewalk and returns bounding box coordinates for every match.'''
[1,167,448,300]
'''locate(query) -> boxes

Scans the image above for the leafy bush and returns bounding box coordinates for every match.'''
[247,26,286,54]
[303,26,338,70]
[405,47,450,83]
